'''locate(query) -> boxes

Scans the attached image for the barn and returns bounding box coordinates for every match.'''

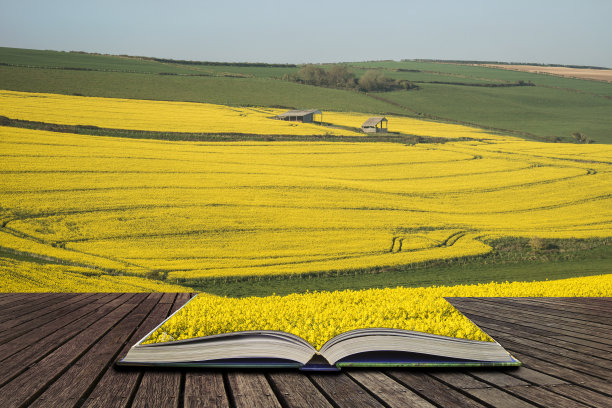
[275,109,322,124]
[361,117,388,133]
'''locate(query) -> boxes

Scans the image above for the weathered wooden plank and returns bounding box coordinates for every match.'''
[267,372,333,408]
[184,372,229,408]
[577,297,612,307]
[427,369,536,408]
[456,297,612,338]
[0,293,86,331]
[479,297,609,316]
[175,292,194,306]
[475,297,612,331]
[450,301,562,336]
[503,367,567,386]
[494,329,612,360]
[227,372,282,408]
[0,293,116,362]
[0,294,126,386]
[159,292,177,304]
[533,297,612,313]
[461,387,538,408]
[0,293,138,408]
[467,369,530,388]
[550,334,612,352]
[428,370,491,389]
[450,302,612,356]
[83,292,185,408]
[27,293,154,408]
[492,337,611,381]
[387,371,487,408]
[0,293,74,327]
[81,294,173,408]
[508,350,612,396]
[462,303,612,357]
[453,299,612,343]
[0,293,36,309]
[489,331,612,369]
[501,297,611,319]
[348,370,435,408]
[504,384,592,408]
[130,293,188,408]
[0,293,64,322]
[450,301,612,347]
[0,293,102,343]
[544,383,612,407]
[131,370,181,408]
[309,372,385,408]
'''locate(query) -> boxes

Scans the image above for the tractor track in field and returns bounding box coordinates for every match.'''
[0,223,149,272]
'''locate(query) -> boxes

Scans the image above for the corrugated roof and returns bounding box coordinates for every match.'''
[276,109,322,117]
[362,117,387,127]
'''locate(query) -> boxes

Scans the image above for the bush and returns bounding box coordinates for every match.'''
[529,237,547,251]
[285,65,416,92]
[572,132,593,144]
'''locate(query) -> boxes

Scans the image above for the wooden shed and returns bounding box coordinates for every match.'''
[275,109,322,123]
[361,117,388,133]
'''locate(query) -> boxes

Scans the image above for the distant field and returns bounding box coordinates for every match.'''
[0,66,402,114]
[2,47,612,143]
[482,64,612,82]
[0,47,298,77]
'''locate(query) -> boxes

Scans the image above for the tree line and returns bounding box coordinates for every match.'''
[283,64,418,92]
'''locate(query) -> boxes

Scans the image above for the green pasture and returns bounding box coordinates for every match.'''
[185,238,611,297]
[382,83,612,143]
[0,66,402,113]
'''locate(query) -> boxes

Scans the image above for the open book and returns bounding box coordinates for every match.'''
[119,298,520,371]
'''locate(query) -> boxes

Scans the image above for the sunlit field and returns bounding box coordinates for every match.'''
[1,112,610,281]
[0,90,360,136]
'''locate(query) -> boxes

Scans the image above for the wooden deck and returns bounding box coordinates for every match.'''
[0,294,609,408]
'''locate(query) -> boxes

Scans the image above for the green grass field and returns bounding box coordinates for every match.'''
[188,238,611,297]
[2,47,612,143]
[0,66,402,113]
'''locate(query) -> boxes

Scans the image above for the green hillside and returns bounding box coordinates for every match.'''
[1,47,611,143]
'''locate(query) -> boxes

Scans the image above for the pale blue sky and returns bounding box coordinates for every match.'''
[1,0,611,66]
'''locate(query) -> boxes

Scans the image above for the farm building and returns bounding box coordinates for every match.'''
[275,109,322,123]
[361,117,388,133]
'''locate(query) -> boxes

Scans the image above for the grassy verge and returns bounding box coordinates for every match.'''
[181,237,611,297]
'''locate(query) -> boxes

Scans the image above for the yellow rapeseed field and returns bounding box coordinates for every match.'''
[143,274,612,349]
[0,90,360,136]
[0,257,192,292]
[1,90,611,281]
[1,121,610,279]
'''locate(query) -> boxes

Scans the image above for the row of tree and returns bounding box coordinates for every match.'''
[283,65,418,92]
